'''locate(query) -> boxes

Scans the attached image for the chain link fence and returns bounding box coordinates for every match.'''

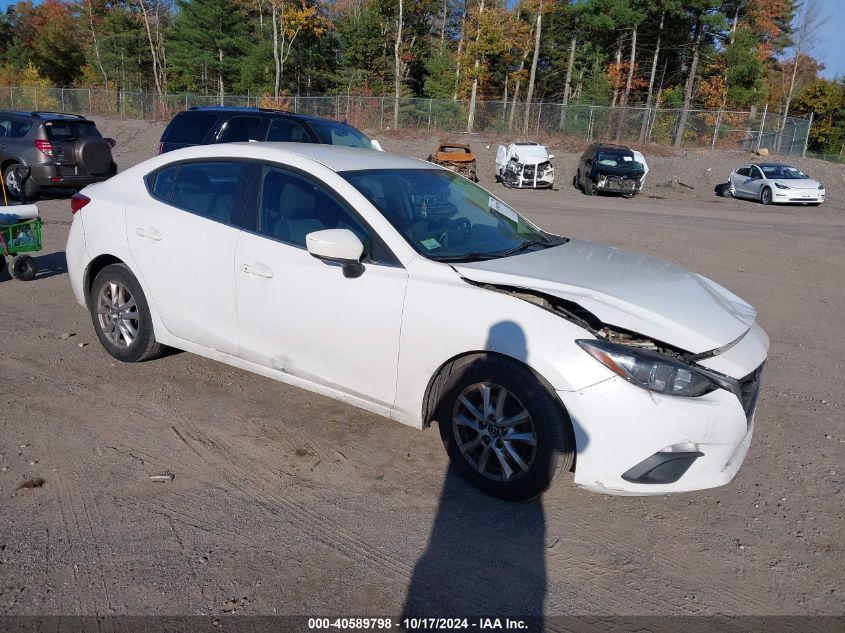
[0,86,812,156]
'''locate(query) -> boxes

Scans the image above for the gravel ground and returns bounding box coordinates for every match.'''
[1,118,843,623]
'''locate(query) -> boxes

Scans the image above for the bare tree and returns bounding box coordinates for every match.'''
[393,0,404,128]
[779,0,823,141]
[673,14,702,148]
[522,0,543,134]
[558,35,576,131]
[466,0,485,133]
[84,0,108,85]
[638,10,664,143]
[615,25,637,141]
[138,0,166,102]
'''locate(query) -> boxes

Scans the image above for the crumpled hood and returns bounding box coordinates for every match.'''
[454,239,757,354]
[513,146,551,165]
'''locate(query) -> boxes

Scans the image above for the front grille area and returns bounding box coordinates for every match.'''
[738,364,764,423]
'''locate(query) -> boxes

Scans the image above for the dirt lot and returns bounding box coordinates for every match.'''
[1,118,843,624]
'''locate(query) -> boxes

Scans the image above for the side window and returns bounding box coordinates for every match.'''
[256,166,373,256]
[171,161,246,225]
[266,118,311,143]
[0,118,32,138]
[217,116,262,143]
[149,164,178,202]
[736,167,750,177]
[0,118,10,138]
[752,166,764,179]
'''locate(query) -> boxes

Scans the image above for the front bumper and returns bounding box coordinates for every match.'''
[772,189,824,203]
[29,163,116,189]
[559,370,760,495]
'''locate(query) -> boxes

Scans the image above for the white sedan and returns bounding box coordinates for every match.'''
[66,143,768,500]
[725,162,825,205]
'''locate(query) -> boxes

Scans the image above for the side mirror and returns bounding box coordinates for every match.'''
[547,154,555,160]
[371,139,383,152]
[306,228,365,278]
[585,158,593,166]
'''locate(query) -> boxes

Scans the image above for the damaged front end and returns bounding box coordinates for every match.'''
[464,279,761,407]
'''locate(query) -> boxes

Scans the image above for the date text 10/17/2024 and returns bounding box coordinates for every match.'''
[308,618,531,630]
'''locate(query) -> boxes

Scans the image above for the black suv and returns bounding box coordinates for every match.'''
[575,143,646,197]
[158,106,379,154]
[1,111,117,200]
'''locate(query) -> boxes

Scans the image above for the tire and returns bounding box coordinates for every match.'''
[89,263,163,363]
[9,254,36,281]
[721,184,734,198]
[572,174,578,189]
[583,176,595,196]
[3,163,39,201]
[0,255,6,277]
[760,186,772,205]
[435,355,575,501]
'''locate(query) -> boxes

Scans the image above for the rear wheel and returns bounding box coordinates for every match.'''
[3,163,39,201]
[435,355,574,501]
[89,263,162,363]
[760,186,772,205]
[9,254,36,281]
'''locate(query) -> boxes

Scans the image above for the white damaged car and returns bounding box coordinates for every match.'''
[495,142,554,188]
[66,143,767,500]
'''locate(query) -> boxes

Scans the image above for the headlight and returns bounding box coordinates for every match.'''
[818,183,824,190]
[577,339,730,397]
[774,182,790,190]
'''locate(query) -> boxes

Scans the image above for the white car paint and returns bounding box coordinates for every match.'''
[66,143,768,496]
[495,143,555,188]
[728,163,825,204]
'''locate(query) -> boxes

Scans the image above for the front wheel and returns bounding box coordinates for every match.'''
[435,355,575,501]
[89,263,163,363]
[583,176,595,196]
[760,186,772,205]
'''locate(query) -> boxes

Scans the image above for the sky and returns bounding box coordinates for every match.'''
[0,0,843,79]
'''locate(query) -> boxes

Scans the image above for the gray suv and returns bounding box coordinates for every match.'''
[0,111,117,200]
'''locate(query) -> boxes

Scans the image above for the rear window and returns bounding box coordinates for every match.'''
[45,121,102,141]
[308,120,372,148]
[163,112,220,144]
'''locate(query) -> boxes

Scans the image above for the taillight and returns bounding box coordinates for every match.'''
[70,193,90,214]
[34,139,53,157]
[157,142,164,155]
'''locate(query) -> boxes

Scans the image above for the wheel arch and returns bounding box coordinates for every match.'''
[421,350,577,470]
[83,254,126,307]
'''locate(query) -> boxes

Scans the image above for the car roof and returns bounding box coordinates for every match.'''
[163,142,429,173]
[0,110,91,122]
[752,162,795,168]
[187,106,356,126]
[592,143,632,151]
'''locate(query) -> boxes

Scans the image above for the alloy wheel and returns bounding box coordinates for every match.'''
[452,382,537,482]
[96,281,140,349]
[5,169,20,197]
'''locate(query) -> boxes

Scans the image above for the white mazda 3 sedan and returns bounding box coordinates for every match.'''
[65,143,768,500]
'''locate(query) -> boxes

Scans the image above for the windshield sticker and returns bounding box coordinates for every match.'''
[488,197,518,224]
[420,237,442,250]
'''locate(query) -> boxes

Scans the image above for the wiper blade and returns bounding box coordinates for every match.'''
[431,252,500,262]
[499,239,550,257]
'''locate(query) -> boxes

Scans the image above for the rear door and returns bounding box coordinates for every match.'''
[215,116,264,144]
[731,166,751,197]
[126,159,249,354]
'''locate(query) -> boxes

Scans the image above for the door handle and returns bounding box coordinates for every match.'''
[240,263,274,278]
[135,227,162,241]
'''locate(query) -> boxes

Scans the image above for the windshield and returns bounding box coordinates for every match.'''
[595,150,642,171]
[309,120,372,149]
[760,164,808,179]
[341,169,565,261]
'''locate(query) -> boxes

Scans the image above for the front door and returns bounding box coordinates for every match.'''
[234,164,408,408]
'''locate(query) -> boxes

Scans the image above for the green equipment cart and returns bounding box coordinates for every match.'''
[0,217,42,281]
